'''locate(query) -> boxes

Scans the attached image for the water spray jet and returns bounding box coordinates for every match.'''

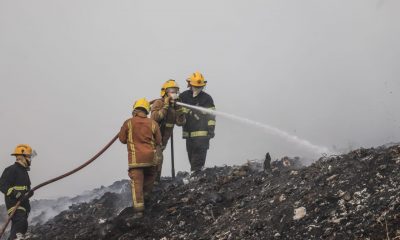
[176,102,332,156]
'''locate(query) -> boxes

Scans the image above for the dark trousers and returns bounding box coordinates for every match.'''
[186,138,210,172]
[9,210,28,240]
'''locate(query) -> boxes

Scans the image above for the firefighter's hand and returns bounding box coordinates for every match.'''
[175,105,185,113]
[176,108,185,118]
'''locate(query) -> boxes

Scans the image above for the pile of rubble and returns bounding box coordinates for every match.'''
[0,180,129,227]
[27,144,400,239]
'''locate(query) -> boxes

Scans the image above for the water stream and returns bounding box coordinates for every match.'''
[176,102,332,156]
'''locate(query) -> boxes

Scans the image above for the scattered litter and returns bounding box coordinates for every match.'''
[27,144,400,240]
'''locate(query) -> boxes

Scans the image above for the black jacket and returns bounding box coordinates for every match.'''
[179,90,216,139]
[0,163,31,213]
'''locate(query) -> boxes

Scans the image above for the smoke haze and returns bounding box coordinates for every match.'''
[1,0,399,201]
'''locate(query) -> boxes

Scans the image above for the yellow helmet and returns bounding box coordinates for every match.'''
[160,79,180,97]
[186,71,207,87]
[133,98,150,114]
[11,144,33,156]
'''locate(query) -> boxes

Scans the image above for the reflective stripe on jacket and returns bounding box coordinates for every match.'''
[0,163,31,214]
[150,98,186,147]
[119,111,162,168]
[179,90,216,139]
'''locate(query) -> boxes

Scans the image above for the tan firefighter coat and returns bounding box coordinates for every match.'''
[150,99,186,147]
[119,111,162,168]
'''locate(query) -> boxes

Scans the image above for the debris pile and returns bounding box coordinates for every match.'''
[0,180,129,227]
[27,144,400,239]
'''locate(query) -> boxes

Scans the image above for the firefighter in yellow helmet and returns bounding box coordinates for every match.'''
[179,72,216,174]
[0,144,35,240]
[119,98,162,218]
[150,80,186,183]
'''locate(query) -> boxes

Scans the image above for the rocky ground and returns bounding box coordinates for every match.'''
[17,144,400,239]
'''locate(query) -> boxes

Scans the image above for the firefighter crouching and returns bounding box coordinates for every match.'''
[150,79,186,183]
[119,98,162,218]
[179,71,216,174]
[0,144,35,240]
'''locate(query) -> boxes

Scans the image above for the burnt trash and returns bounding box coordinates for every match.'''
[23,144,400,240]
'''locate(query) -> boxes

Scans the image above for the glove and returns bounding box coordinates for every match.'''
[174,103,182,111]
[175,105,185,115]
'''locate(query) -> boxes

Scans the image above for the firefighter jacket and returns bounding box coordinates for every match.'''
[119,111,162,168]
[150,98,186,147]
[179,90,216,139]
[0,162,31,215]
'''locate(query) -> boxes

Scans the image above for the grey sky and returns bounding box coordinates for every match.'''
[1,0,399,201]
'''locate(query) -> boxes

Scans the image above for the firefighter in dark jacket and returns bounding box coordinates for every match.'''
[0,144,35,240]
[179,71,216,173]
[151,79,186,182]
